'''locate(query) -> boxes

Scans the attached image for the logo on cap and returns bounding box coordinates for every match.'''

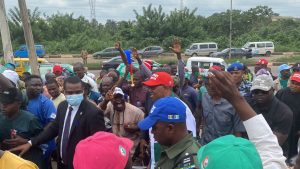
[234,66,238,71]
[150,74,159,80]
[168,115,179,120]
[119,145,126,157]
[202,156,209,168]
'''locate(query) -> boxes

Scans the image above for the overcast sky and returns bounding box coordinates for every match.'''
[5,0,300,23]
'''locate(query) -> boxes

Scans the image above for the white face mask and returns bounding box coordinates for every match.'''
[66,93,84,106]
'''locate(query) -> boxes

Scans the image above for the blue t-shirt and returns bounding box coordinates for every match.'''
[27,94,56,127]
[89,91,101,104]
[27,94,57,158]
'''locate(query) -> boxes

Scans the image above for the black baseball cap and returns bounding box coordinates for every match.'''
[0,87,22,104]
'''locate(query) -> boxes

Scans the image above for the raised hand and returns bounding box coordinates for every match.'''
[169,39,182,55]
[131,48,139,59]
[104,89,114,101]
[209,68,257,121]
[208,69,240,101]
[114,41,121,51]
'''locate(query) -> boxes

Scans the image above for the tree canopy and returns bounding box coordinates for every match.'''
[3,5,300,54]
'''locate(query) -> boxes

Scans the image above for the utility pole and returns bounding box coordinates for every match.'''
[89,0,96,21]
[0,0,14,64]
[18,0,39,75]
[180,0,184,11]
[229,0,232,59]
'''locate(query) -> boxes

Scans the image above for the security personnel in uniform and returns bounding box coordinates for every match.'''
[138,97,200,169]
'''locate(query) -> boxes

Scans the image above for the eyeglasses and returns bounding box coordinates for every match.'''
[252,90,269,95]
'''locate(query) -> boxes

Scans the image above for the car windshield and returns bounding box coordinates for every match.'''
[221,48,230,53]
[243,43,250,48]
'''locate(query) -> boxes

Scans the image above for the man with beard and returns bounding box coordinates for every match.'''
[102,87,144,156]
[25,75,57,167]
[276,72,300,163]
[247,74,293,146]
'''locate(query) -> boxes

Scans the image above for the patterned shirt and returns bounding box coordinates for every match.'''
[239,80,252,97]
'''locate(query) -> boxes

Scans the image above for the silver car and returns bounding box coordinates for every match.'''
[138,46,164,58]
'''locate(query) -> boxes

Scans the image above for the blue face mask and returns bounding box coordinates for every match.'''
[66,93,84,106]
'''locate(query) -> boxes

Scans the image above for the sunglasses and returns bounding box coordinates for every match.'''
[252,90,269,95]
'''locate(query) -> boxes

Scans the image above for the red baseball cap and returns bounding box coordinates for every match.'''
[211,65,222,71]
[290,72,300,83]
[53,65,63,73]
[143,72,174,87]
[73,132,133,169]
[256,59,268,65]
[143,60,153,70]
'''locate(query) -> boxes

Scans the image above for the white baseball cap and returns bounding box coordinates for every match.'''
[2,70,19,86]
[113,87,124,96]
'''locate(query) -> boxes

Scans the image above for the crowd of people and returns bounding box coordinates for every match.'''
[0,40,300,169]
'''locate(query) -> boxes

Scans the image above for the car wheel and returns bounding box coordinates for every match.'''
[265,51,271,57]
[192,53,197,57]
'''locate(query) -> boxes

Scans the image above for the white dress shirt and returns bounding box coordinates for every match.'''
[60,105,80,159]
[243,114,288,169]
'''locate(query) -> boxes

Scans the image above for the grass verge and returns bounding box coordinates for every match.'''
[273,55,300,63]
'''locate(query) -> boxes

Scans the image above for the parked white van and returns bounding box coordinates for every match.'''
[185,42,218,57]
[186,57,227,75]
[243,41,274,56]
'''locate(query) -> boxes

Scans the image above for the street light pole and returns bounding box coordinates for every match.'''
[229,0,232,59]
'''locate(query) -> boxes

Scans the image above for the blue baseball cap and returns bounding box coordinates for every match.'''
[227,62,244,72]
[278,64,291,72]
[4,63,16,70]
[138,97,186,130]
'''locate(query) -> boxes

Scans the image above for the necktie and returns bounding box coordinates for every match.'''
[62,106,73,163]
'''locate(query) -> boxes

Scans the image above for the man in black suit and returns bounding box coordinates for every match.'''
[11,76,106,169]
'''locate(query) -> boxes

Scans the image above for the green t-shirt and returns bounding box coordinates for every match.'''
[0,110,44,167]
[0,110,43,148]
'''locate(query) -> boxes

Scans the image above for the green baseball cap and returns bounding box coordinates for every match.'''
[197,135,263,169]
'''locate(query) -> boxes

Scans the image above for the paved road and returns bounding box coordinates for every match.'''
[46,54,282,76]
